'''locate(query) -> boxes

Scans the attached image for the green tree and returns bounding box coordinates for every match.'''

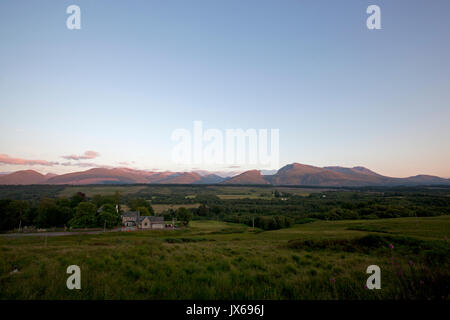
[92,194,116,208]
[24,206,38,227]
[70,192,86,207]
[114,191,120,205]
[137,206,151,216]
[36,198,71,228]
[8,200,29,228]
[69,202,97,228]
[0,200,19,231]
[98,203,120,228]
[176,207,193,226]
[129,198,154,215]
[197,204,209,217]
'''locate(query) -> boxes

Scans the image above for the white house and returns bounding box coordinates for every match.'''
[121,211,165,231]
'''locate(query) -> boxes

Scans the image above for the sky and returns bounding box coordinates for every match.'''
[0,0,449,177]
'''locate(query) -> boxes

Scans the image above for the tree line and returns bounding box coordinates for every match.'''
[0,191,197,231]
[1,187,449,232]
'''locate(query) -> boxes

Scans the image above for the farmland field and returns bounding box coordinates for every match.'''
[152,203,201,214]
[1,184,449,300]
[1,216,448,299]
[58,186,148,198]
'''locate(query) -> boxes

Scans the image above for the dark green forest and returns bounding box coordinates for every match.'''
[1,185,450,232]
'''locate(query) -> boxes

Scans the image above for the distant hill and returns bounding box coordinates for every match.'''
[0,170,48,185]
[0,163,448,186]
[222,170,270,185]
[158,172,203,184]
[144,171,177,183]
[223,163,450,187]
[266,163,449,186]
[46,168,150,184]
[267,163,349,186]
[44,173,58,179]
[196,174,226,184]
[390,175,450,186]
[324,166,382,177]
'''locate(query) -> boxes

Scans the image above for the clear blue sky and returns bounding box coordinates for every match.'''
[0,0,449,177]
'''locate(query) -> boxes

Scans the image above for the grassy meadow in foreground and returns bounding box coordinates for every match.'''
[0,216,449,300]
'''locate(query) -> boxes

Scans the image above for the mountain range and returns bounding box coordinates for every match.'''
[0,163,449,186]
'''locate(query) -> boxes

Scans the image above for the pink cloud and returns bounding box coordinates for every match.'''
[62,150,100,160]
[0,154,58,166]
[60,161,112,168]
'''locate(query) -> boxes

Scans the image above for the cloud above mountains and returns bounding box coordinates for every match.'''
[0,150,102,168]
[0,154,58,166]
[59,150,109,168]
[61,150,100,160]
[60,161,112,169]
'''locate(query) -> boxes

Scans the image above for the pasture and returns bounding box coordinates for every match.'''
[152,203,201,214]
[1,216,448,299]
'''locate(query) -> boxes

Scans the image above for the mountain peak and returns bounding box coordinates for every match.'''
[222,169,269,185]
[0,169,46,185]
[0,164,448,186]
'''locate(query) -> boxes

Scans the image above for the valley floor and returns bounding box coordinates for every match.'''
[0,216,449,299]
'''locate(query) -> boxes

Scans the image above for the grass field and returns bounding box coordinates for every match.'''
[58,186,148,198]
[215,186,313,199]
[55,185,318,200]
[217,194,273,200]
[152,203,201,214]
[0,216,448,300]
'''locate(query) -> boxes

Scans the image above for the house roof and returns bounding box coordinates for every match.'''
[139,216,165,223]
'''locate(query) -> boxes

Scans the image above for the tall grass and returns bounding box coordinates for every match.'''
[0,218,448,299]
